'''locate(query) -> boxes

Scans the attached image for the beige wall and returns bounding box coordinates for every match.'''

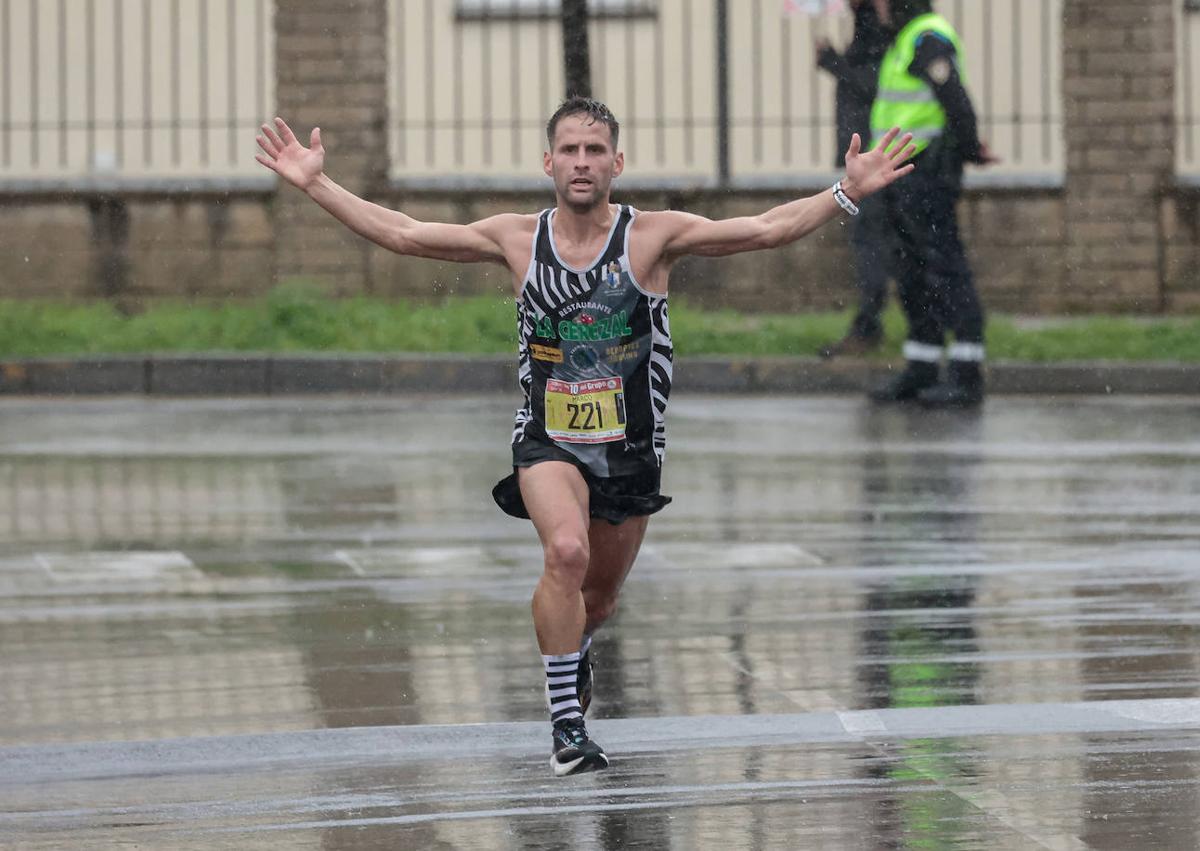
[1179,2,1200,175]
[0,0,1065,184]
[388,0,1064,185]
[7,0,1200,184]
[0,0,274,182]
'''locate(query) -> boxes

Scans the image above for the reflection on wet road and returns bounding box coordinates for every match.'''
[1,396,1199,849]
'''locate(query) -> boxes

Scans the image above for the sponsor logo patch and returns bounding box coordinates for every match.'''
[537,310,633,342]
[531,343,563,363]
[927,58,952,86]
[604,261,623,292]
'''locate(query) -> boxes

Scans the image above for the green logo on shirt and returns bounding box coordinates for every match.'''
[537,311,632,342]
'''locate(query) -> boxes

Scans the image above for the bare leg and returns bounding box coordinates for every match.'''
[522,464,637,776]
[519,462,591,655]
[582,515,649,636]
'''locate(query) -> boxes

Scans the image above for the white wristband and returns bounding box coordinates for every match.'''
[832,181,860,216]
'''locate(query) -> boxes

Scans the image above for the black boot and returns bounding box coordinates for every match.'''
[918,361,985,407]
[869,361,940,402]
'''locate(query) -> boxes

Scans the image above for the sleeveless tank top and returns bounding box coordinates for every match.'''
[512,205,673,479]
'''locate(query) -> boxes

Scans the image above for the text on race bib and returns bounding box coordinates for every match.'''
[544,378,627,444]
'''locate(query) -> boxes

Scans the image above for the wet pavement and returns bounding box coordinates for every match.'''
[1,394,1199,849]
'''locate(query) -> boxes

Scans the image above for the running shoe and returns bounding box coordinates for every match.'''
[577,647,594,716]
[551,718,609,777]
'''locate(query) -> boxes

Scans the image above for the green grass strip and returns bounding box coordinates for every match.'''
[1,284,1199,362]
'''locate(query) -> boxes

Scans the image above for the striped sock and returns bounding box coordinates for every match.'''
[543,651,583,725]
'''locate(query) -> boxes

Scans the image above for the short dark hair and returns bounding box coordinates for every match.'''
[545,97,620,149]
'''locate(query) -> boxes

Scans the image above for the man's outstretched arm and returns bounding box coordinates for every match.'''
[652,128,917,260]
[256,117,515,264]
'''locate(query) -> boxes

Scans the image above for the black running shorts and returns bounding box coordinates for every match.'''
[492,441,671,525]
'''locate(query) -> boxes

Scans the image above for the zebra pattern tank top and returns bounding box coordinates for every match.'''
[512,205,673,479]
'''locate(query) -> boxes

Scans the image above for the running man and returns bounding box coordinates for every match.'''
[256,97,916,777]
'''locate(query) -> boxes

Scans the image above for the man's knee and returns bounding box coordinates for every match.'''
[543,534,590,587]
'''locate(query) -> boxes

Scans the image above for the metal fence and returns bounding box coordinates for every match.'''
[0,0,274,187]
[1179,2,1200,176]
[15,0,1200,187]
[390,0,1065,187]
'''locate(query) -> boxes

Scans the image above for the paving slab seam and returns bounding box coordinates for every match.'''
[3,698,1199,786]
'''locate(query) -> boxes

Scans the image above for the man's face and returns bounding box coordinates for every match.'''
[544,114,624,212]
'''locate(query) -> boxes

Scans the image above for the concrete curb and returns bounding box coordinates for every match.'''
[0,354,1197,396]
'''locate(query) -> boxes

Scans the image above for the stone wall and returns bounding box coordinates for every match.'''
[361,187,1068,314]
[0,184,1111,315]
[274,0,390,296]
[0,196,275,304]
[1164,190,1200,312]
[1062,0,1176,311]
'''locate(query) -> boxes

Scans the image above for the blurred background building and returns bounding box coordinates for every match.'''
[0,0,1194,313]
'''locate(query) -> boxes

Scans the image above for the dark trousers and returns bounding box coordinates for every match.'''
[847,192,893,340]
[881,165,985,348]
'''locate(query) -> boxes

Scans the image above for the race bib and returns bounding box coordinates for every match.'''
[544,378,627,444]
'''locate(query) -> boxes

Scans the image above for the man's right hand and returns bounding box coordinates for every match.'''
[256,117,325,191]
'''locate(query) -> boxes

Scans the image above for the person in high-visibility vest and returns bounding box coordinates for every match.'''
[867,0,998,406]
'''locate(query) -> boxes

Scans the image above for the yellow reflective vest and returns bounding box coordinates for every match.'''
[870,13,965,155]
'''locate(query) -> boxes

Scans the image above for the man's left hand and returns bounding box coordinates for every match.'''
[840,127,917,202]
